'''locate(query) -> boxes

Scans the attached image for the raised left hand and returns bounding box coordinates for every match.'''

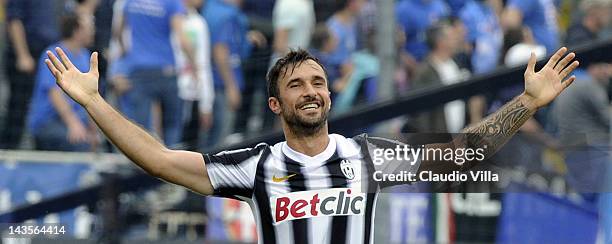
[523,47,579,109]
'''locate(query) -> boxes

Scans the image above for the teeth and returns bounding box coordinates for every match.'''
[301,104,319,110]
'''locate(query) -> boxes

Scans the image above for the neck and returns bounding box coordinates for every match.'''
[62,39,81,53]
[431,49,452,62]
[283,123,330,157]
[335,9,354,24]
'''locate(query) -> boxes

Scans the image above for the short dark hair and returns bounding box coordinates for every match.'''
[266,49,327,99]
[61,14,82,39]
[425,22,448,50]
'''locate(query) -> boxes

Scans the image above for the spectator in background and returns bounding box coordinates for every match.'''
[107,57,133,117]
[174,0,214,151]
[325,0,365,93]
[202,0,265,147]
[459,0,503,74]
[552,61,610,222]
[448,16,472,72]
[559,1,612,235]
[565,0,611,47]
[116,0,193,148]
[1,0,65,149]
[502,0,560,55]
[354,0,377,51]
[271,0,315,60]
[90,0,115,103]
[309,24,338,75]
[107,0,133,116]
[445,0,468,17]
[333,31,380,114]
[503,27,546,68]
[27,14,97,151]
[232,0,273,140]
[493,27,559,150]
[406,22,470,134]
[458,0,503,124]
[395,0,449,78]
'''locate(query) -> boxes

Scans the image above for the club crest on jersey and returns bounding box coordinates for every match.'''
[271,188,365,224]
[340,160,355,180]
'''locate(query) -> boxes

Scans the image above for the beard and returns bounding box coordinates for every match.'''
[280,98,329,136]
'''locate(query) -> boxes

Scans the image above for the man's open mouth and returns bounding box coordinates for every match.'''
[299,102,321,111]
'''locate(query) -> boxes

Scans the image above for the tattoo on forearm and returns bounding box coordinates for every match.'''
[460,96,536,158]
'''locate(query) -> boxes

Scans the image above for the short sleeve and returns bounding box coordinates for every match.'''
[6,0,26,21]
[203,143,268,200]
[212,19,234,46]
[507,0,532,15]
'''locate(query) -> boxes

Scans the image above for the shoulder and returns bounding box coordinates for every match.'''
[360,134,406,147]
[206,143,270,165]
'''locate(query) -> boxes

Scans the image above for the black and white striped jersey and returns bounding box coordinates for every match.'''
[202,133,421,244]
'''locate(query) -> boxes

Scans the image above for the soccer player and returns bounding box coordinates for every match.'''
[44,47,578,243]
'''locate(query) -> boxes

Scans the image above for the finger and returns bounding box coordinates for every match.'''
[554,52,575,72]
[526,52,536,74]
[560,60,580,79]
[55,47,76,69]
[45,59,62,79]
[544,47,567,69]
[89,52,99,76]
[561,75,576,90]
[47,51,66,72]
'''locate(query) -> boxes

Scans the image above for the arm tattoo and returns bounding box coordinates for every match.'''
[459,95,536,158]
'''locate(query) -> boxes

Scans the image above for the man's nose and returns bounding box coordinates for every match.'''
[302,83,317,97]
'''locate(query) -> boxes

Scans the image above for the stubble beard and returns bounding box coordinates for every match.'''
[280,99,329,137]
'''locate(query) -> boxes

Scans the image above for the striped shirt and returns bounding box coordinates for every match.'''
[203,133,421,244]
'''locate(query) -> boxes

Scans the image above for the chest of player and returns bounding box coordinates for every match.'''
[258,156,371,224]
[259,157,368,195]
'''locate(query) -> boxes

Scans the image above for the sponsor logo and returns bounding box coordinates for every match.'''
[272,173,297,183]
[271,188,365,224]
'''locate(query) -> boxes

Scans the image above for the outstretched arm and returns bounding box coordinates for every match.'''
[44,47,214,195]
[419,47,579,174]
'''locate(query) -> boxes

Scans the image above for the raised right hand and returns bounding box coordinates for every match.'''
[45,47,100,108]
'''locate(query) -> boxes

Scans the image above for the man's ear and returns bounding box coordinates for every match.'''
[268,97,281,115]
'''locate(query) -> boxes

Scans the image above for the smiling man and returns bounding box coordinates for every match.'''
[44,47,577,243]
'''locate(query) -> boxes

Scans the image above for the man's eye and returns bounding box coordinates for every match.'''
[290,84,300,88]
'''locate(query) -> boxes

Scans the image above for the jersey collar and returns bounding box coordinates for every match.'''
[281,134,337,165]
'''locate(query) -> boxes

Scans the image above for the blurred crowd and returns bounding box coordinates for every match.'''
[0,0,609,153]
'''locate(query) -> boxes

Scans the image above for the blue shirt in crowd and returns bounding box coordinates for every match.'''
[445,0,468,17]
[27,43,90,135]
[6,0,61,52]
[203,0,251,91]
[396,0,449,62]
[507,0,559,54]
[326,16,357,68]
[123,0,185,70]
[460,0,502,74]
